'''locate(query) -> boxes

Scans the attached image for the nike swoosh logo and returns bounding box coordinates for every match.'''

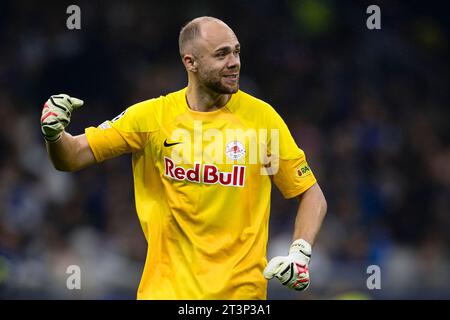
[164,139,183,147]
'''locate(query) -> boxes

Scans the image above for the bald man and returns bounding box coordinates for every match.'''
[40,16,327,300]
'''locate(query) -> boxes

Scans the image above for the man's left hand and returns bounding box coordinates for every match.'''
[263,238,311,291]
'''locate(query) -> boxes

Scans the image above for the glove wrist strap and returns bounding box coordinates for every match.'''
[43,132,62,143]
[290,238,312,258]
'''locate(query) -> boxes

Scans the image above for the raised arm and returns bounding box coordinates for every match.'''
[45,132,96,172]
[41,94,96,172]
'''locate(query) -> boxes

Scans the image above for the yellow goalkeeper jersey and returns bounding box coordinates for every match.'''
[85,88,317,300]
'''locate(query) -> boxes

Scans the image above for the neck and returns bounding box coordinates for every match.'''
[186,82,231,112]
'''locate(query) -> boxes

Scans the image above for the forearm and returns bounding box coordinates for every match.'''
[292,183,327,245]
[264,184,325,290]
[46,131,85,171]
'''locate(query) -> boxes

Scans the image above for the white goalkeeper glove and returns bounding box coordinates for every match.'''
[263,238,312,291]
[40,93,84,142]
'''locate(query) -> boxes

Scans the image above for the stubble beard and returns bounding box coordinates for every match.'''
[199,69,239,94]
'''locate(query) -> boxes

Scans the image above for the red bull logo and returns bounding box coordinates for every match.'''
[164,157,246,187]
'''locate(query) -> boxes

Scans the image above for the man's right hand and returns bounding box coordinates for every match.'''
[41,94,84,142]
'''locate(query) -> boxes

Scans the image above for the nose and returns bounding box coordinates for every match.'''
[227,53,240,70]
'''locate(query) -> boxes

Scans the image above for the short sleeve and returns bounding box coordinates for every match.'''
[267,108,317,198]
[85,99,159,162]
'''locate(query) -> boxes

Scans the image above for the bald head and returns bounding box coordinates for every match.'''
[179,16,234,57]
[179,16,241,94]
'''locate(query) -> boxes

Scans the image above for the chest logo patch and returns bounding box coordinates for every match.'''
[226,141,246,160]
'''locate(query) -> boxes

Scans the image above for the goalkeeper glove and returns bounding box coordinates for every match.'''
[40,94,84,142]
[263,238,311,291]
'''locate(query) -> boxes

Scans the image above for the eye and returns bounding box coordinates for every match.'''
[215,52,227,60]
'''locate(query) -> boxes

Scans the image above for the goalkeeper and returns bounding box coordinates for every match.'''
[41,16,327,299]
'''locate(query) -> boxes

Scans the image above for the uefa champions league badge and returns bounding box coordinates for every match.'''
[226,141,246,160]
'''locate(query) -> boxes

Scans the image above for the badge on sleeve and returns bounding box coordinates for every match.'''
[296,163,312,178]
[99,121,111,130]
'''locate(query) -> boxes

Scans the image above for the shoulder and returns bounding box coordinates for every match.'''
[112,89,184,132]
[233,90,286,125]
[235,90,273,110]
[125,89,185,119]
[126,95,163,117]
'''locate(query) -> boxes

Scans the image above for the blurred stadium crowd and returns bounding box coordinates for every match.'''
[0,1,448,299]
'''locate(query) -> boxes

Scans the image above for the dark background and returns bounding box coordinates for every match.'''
[0,0,448,299]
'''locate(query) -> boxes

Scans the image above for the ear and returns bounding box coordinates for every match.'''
[183,54,197,73]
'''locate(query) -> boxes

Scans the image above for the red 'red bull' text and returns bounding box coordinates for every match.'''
[164,157,245,187]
